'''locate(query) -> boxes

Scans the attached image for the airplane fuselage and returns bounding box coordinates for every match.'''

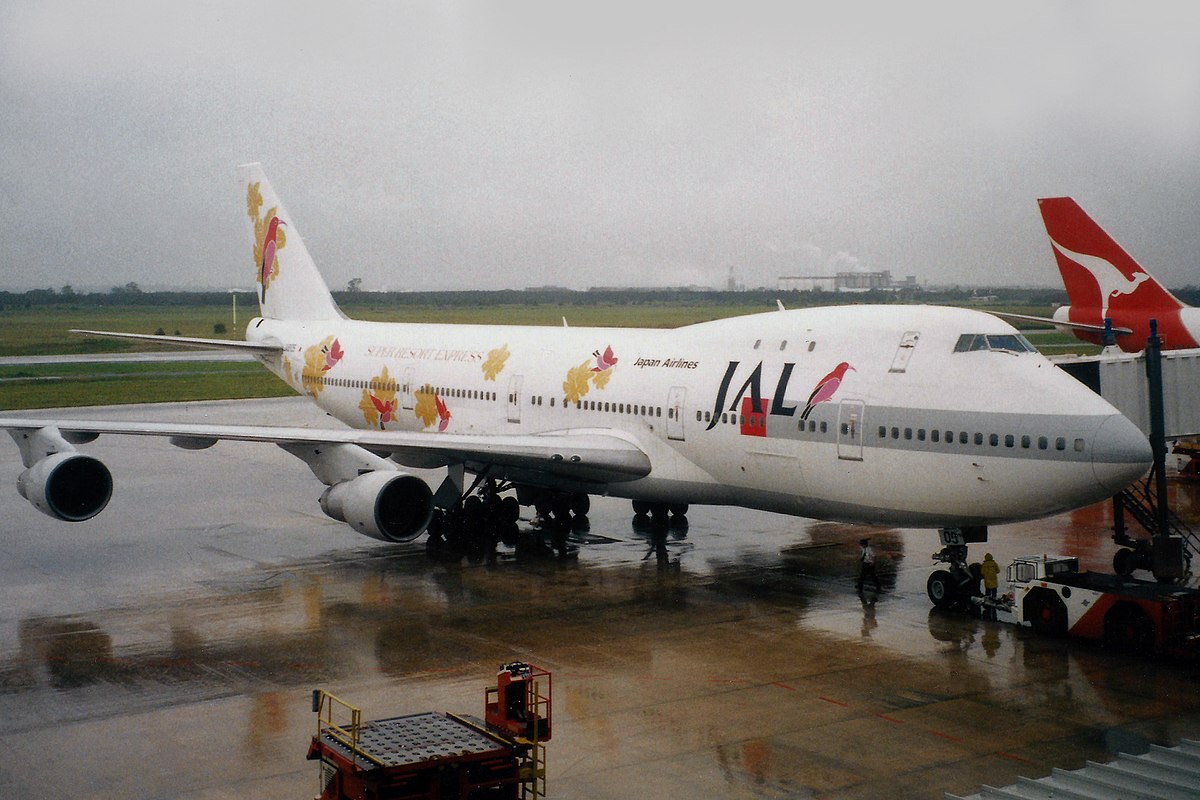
[249,304,1149,528]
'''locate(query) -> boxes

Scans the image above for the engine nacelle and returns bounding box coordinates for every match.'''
[18,452,113,522]
[319,471,434,543]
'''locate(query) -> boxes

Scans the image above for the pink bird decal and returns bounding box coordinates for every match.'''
[370,394,397,427]
[435,395,451,432]
[259,215,286,301]
[322,338,344,371]
[591,345,618,372]
[800,362,854,421]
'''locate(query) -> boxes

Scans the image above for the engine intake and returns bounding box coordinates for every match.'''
[18,452,113,522]
[319,471,434,543]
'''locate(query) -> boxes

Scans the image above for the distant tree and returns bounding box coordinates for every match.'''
[154,327,165,336]
[213,322,227,334]
[60,284,75,297]
[347,277,363,292]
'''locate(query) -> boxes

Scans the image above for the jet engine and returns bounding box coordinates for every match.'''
[319,471,434,543]
[18,452,113,522]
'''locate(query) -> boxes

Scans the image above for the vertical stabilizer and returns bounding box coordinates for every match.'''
[1037,197,1182,313]
[239,163,344,321]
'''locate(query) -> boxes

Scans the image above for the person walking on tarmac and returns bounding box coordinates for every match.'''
[981,553,1000,599]
[857,538,880,592]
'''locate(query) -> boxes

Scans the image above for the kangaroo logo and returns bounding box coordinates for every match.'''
[1050,235,1150,301]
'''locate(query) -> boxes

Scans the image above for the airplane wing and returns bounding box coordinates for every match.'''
[0,418,652,484]
[70,329,283,354]
[985,312,1132,336]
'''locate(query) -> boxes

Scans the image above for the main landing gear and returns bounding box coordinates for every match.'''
[926,526,987,610]
[631,500,689,531]
[424,477,590,560]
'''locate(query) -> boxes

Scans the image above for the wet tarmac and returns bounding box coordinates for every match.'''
[1,398,1199,799]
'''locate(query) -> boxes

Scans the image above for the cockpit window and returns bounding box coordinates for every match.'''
[953,333,1036,354]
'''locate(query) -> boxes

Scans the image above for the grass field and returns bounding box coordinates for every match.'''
[0,300,1096,410]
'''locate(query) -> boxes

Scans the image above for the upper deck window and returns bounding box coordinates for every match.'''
[953,333,1036,354]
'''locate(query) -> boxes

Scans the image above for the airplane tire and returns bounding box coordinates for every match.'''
[1103,602,1156,653]
[632,500,652,517]
[569,493,591,517]
[927,570,959,609]
[1025,589,1068,636]
[668,503,689,517]
[1113,548,1136,577]
[500,496,521,523]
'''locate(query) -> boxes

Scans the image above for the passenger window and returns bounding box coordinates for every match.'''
[989,434,999,446]
[891,427,899,439]
[840,423,848,435]
[945,430,954,443]
[780,340,787,351]
[696,411,702,422]
[722,413,728,424]
[904,428,912,440]
[807,342,816,352]
[878,426,887,438]
[1021,435,1030,448]
[753,339,761,349]
[1056,437,1066,451]
[1074,438,1085,452]
[819,421,827,433]
[974,433,984,446]
[1004,434,1014,448]
[931,430,940,443]
[917,429,926,442]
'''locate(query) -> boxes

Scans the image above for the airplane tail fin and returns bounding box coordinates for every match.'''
[1036,197,1183,313]
[238,163,344,321]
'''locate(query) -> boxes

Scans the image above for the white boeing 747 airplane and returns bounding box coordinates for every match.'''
[1,165,1151,561]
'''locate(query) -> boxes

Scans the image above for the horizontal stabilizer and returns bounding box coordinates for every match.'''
[986,311,1132,336]
[71,329,284,354]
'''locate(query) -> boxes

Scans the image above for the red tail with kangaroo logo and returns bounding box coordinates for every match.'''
[1037,197,1197,351]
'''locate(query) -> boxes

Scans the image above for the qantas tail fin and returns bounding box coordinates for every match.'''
[1036,197,1183,313]
[238,163,344,321]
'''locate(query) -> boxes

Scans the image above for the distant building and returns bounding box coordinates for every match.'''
[778,270,918,293]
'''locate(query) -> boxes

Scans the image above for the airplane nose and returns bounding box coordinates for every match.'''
[1091,414,1153,494]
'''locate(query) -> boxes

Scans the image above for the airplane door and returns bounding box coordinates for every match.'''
[507,375,522,423]
[402,367,415,410]
[889,331,920,373]
[667,386,686,441]
[837,399,865,461]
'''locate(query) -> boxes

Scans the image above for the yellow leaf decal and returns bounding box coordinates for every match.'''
[414,384,439,428]
[482,344,510,381]
[591,367,612,390]
[359,365,398,430]
[247,181,285,293]
[301,335,335,396]
[563,359,593,404]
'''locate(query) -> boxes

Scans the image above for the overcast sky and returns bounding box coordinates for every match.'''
[1,1,1198,293]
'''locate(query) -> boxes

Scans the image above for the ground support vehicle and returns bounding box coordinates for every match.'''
[938,554,1200,657]
[308,663,551,799]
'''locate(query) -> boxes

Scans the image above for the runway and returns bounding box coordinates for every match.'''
[1,398,1198,799]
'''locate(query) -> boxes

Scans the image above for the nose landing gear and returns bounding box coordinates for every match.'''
[926,527,987,610]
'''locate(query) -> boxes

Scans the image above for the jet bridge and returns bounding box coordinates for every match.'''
[1056,347,1200,440]
[1056,330,1200,582]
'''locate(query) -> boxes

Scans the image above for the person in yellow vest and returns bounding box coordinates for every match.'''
[980,553,1001,599]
